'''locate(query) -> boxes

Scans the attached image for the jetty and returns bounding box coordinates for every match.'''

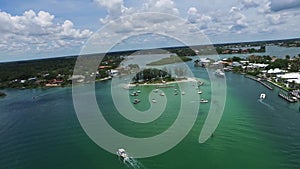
[278,93,297,103]
[258,80,273,90]
[244,75,257,81]
[244,75,273,90]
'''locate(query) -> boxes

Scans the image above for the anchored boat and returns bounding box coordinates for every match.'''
[200,99,208,103]
[133,99,141,104]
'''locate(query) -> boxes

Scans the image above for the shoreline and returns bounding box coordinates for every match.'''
[123,77,199,88]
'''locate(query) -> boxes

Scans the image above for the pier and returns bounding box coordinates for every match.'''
[244,75,273,90]
[257,80,273,90]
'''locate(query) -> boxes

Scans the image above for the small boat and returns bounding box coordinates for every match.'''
[130,92,138,96]
[200,99,208,103]
[151,99,157,103]
[260,93,266,99]
[160,92,165,96]
[136,90,141,93]
[181,91,185,95]
[133,99,140,104]
[174,92,178,95]
[117,148,129,161]
[197,81,204,86]
[153,89,159,93]
[198,91,202,94]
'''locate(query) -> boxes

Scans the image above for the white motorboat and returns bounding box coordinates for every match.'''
[200,99,208,103]
[160,92,165,96]
[151,98,157,103]
[181,91,185,95]
[198,91,203,94]
[260,93,266,99]
[130,92,138,96]
[117,148,129,161]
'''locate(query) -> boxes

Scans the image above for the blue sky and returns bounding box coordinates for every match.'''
[0,0,300,62]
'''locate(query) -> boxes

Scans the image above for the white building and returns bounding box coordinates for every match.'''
[251,63,269,68]
[267,68,287,74]
[277,72,300,86]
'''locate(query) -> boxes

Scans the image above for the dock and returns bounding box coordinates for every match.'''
[244,75,273,90]
[257,80,273,90]
[278,93,298,103]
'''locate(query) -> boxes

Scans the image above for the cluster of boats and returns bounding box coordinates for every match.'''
[130,90,141,96]
[130,81,210,105]
[130,90,142,104]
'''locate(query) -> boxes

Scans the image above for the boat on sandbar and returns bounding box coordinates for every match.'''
[181,91,185,95]
[151,98,157,103]
[160,92,165,96]
[198,91,203,94]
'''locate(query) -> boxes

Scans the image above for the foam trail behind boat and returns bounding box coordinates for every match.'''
[258,99,274,110]
[124,157,147,169]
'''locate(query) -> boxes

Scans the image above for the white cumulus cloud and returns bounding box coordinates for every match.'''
[0,10,92,56]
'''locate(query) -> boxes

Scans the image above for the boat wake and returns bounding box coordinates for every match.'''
[123,157,146,169]
[258,99,274,110]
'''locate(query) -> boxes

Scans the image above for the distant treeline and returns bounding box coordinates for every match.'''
[0,52,126,88]
[1,37,299,89]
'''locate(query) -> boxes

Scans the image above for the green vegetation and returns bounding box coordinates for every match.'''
[215,46,265,54]
[0,54,125,89]
[266,59,289,69]
[132,68,174,83]
[146,55,192,66]
[248,55,272,64]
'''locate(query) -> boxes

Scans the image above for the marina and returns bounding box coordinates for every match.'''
[278,92,298,103]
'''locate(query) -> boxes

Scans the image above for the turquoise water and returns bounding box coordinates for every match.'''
[0,63,300,169]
